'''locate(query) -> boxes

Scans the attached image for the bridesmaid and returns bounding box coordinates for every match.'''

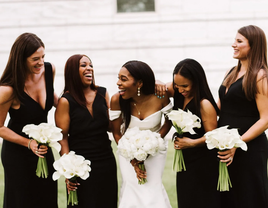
[0,33,58,208]
[167,58,220,208]
[217,25,268,208]
[55,54,118,208]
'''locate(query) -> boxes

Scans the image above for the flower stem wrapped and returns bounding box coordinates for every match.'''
[68,176,78,206]
[22,123,63,178]
[52,151,91,206]
[167,109,201,172]
[138,162,147,185]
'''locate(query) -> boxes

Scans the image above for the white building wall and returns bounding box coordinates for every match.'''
[0,0,268,123]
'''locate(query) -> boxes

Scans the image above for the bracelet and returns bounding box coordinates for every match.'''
[28,139,33,150]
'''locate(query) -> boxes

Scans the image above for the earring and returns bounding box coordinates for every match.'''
[137,87,140,96]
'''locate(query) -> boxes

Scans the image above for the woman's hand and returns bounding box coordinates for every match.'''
[217,147,237,166]
[174,137,196,149]
[130,159,146,181]
[65,179,80,194]
[29,140,48,158]
[155,80,167,99]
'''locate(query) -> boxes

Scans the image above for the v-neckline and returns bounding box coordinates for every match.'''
[24,90,47,111]
[86,91,97,119]
[224,76,244,96]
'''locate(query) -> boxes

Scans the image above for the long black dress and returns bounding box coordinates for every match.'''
[218,75,268,208]
[62,86,118,208]
[1,62,58,208]
[174,90,220,208]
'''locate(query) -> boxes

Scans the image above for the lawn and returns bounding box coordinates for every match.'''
[0,139,178,208]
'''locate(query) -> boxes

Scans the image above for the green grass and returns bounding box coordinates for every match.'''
[0,141,178,208]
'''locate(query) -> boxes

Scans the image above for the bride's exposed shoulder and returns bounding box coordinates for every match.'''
[110,92,121,110]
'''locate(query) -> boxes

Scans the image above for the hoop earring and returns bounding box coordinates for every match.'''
[137,87,140,96]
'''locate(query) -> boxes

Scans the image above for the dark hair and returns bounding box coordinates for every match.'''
[223,25,268,100]
[173,58,219,115]
[119,60,155,132]
[0,33,45,100]
[63,54,97,107]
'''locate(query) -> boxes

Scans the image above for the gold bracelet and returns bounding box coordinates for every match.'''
[28,139,33,150]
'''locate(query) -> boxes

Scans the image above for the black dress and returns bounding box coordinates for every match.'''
[1,62,58,208]
[62,86,118,208]
[174,90,220,208]
[218,76,268,208]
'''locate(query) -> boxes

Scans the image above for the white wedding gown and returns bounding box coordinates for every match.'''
[110,102,172,208]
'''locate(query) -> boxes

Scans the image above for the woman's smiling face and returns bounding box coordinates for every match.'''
[173,73,193,98]
[79,56,94,87]
[117,67,139,99]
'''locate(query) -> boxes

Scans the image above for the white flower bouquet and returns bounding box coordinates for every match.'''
[204,125,247,191]
[117,126,166,184]
[167,108,201,172]
[52,151,91,206]
[22,123,63,178]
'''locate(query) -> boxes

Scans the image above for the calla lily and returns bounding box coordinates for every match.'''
[22,123,63,178]
[204,126,248,191]
[167,108,201,172]
[52,151,91,206]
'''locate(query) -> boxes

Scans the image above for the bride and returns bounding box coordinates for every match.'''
[110,60,172,208]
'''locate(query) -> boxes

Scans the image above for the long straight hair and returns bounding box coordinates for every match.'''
[223,25,268,100]
[173,58,219,116]
[63,54,97,107]
[119,60,155,132]
[0,33,45,100]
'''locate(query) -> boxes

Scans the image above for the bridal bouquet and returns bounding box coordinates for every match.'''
[22,123,63,178]
[117,126,166,184]
[52,151,91,206]
[167,109,201,172]
[204,125,247,191]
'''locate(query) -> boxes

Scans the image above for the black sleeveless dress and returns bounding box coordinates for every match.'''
[1,62,58,208]
[62,86,118,208]
[218,76,268,208]
[174,90,220,208]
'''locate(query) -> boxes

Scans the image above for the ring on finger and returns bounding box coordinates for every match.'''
[229,157,233,161]
[36,150,39,154]
[175,145,178,148]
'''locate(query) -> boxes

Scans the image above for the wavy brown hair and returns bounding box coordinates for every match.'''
[0,33,45,100]
[223,25,268,100]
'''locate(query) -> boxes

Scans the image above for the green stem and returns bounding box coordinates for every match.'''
[217,161,232,191]
[138,163,147,185]
[36,156,48,178]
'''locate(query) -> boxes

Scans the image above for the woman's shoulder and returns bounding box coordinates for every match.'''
[257,68,268,79]
[110,92,121,110]
[200,98,216,112]
[0,85,14,97]
[0,85,15,104]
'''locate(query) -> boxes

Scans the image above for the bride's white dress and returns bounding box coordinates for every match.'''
[110,102,172,208]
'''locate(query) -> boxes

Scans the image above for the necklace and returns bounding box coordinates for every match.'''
[133,103,141,116]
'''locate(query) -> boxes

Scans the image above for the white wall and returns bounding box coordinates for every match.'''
[1,0,268,125]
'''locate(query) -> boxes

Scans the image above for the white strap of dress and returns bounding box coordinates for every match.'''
[161,102,173,114]
[109,109,121,121]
